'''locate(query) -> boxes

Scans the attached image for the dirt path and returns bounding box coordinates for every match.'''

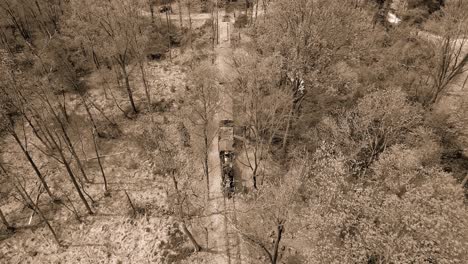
[204,11,245,264]
[142,5,245,262]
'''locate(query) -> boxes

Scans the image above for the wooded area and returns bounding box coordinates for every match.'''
[1,0,467,263]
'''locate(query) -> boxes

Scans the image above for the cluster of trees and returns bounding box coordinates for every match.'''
[228,0,468,262]
[0,0,200,246]
[0,0,234,252]
[0,0,118,245]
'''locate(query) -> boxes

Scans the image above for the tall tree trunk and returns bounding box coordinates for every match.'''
[250,0,255,24]
[187,0,193,49]
[81,96,99,133]
[109,75,129,117]
[37,95,93,189]
[92,48,100,69]
[241,138,259,189]
[42,125,94,214]
[119,59,138,114]
[171,172,202,252]
[216,0,219,44]
[61,90,68,122]
[38,91,90,185]
[281,106,293,153]
[52,111,91,183]
[211,2,215,53]
[57,142,94,215]
[272,221,285,264]
[254,0,259,23]
[12,83,55,151]
[139,61,152,110]
[0,29,13,55]
[204,124,210,200]
[23,112,53,151]
[16,181,61,245]
[124,190,137,216]
[87,98,116,126]
[1,162,29,211]
[149,2,155,24]
[92,127,108,194]
[9,128,55,200]
[5,6,33,47]
[252,168,257,189]
[262,0,268,15]
[165,10,173,62]
[177,0,183,28]
[252,143,259,189]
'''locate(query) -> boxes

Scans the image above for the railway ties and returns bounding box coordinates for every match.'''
[222,195,242,264]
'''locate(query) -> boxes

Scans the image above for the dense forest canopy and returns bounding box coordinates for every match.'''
[0,0,467,263]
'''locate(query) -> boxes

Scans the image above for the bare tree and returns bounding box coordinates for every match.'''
[427,36,468,106]
[233,165,304,264]
[40,93,92,183]
[170,171,202,252]
[42,121,94,215]
[16,179,61,245]
[148,0,156,24]
[29,93,95,215]
[236,219,285,264]
[0,162,60,244]
[187,63,219,198]
[92,127,108,194]
[139,60,152,111]
[140,122,203,252]
[72,0,149,115]
[3,114,56,200]
[232,52,291,188]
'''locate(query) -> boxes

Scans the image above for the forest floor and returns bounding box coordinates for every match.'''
[0,51,195,264]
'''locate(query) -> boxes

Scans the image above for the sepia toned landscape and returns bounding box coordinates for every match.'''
[0,0,467,263]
